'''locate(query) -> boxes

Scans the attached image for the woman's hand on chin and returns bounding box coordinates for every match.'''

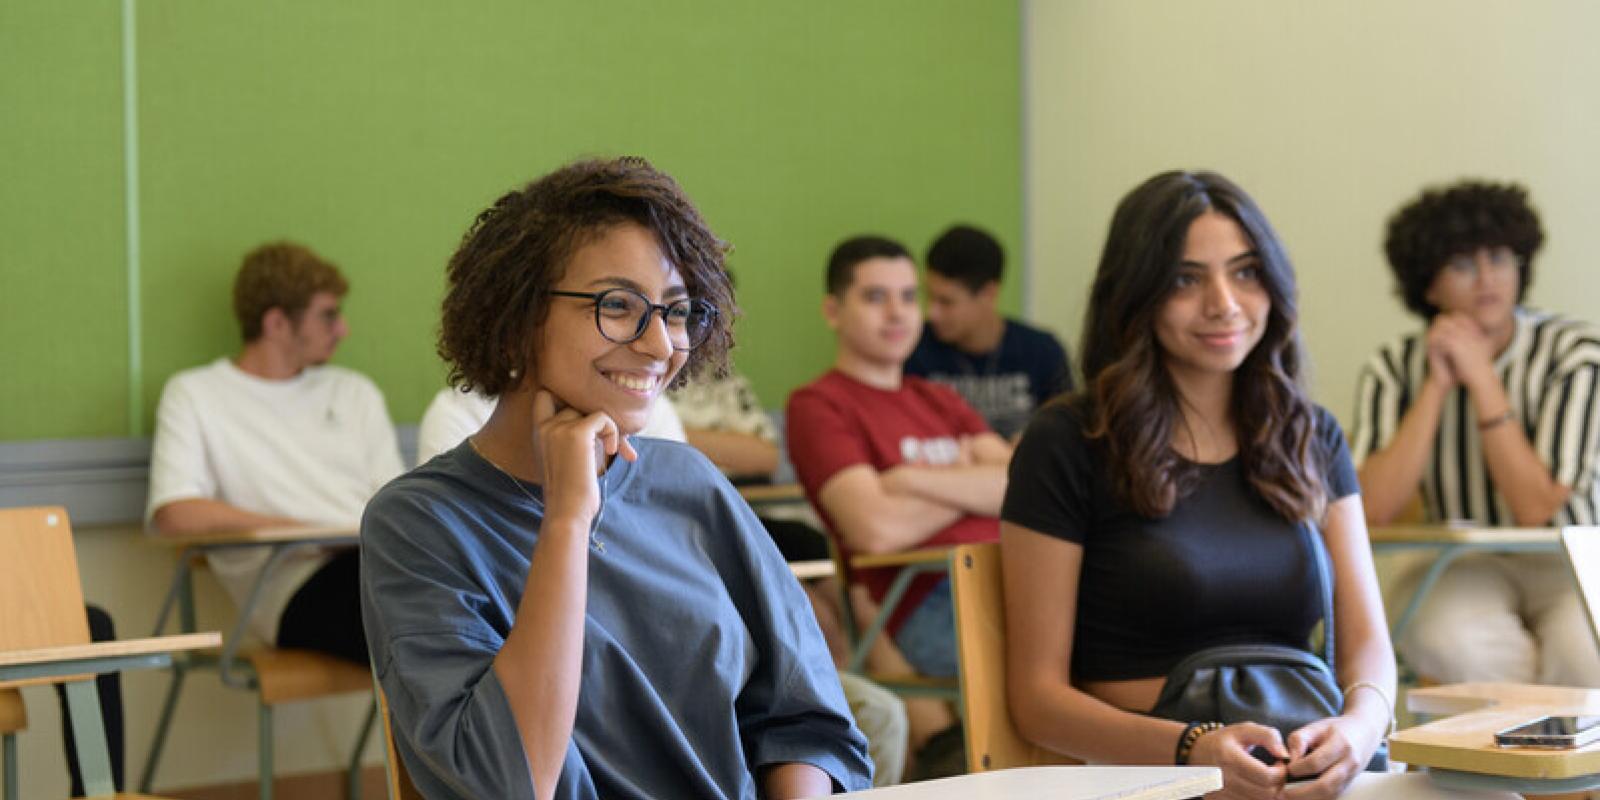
[533,390,637,523]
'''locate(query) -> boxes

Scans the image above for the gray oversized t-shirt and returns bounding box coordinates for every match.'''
[360,438,871,799]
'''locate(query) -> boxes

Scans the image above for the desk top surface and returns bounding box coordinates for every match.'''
[836,766,1220,799]
[148,524,358,547]
[736,482,806,504]
[0,632,221,668]
[788,559,835,581]
[1369,524,1560,545]
[1393,682,1600,779]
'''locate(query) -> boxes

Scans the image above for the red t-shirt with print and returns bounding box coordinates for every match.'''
[786,369,1000,634]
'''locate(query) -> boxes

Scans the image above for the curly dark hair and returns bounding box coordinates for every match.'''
[1075,170,1325,523]
[1383,180,1543,318]
[233,242,348,342]
[438,156,735,396]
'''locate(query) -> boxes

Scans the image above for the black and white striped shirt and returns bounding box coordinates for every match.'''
[1351,308,1600,526]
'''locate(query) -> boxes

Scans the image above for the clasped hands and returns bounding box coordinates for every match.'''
[1191,714,1386,800]
[1425,312,1499,392]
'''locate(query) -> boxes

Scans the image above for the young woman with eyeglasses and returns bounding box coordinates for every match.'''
[360,157,871,799]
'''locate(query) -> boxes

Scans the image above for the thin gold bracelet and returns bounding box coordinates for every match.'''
[1343,681,1397,737]
[1478,409,1515,431]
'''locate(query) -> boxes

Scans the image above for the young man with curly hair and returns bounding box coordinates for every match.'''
[146,242,403,663]
[1352,180,1600,686]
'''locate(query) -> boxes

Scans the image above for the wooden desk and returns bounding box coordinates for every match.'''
[140,524,364,795]
[1369,524,1560,546]
[789,559,835,581]
[737,482,806,508]
[145,524,361,675]
[1393,682,1600,793]
[147,524,358,548]
[835,765,1220,799]
[0,633,222,670]
[1369,525,1560,644]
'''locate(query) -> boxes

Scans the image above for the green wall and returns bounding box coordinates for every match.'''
[1,2,129,440]
[1,1,1022,441]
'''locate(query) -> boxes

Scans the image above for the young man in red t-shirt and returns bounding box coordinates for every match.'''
[787,235,1012,684]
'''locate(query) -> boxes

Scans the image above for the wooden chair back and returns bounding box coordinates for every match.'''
[0,506,90,663]
[375,682,424,800]
[950,542,1078,772]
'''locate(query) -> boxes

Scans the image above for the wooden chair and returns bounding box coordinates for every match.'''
[949,542,1077,772]
[374,683,422,800]
[0,506,218,799]
[139,529,376,800]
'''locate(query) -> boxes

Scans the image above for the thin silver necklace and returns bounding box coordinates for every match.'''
[469,436,606,554]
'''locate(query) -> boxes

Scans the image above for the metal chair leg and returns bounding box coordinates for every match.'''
[64,681,114,797]
[138,662,188,792]
[259,701,274,800]
[347,698,377,799]
[3,731,17,800]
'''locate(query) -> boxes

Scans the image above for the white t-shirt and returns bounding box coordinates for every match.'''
[415,387,688,465]
[146,358,404,643]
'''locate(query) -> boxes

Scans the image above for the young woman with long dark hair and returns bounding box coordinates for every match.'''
[998,171,1506,799]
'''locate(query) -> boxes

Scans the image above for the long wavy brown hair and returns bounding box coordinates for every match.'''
[1076,171,1325,523]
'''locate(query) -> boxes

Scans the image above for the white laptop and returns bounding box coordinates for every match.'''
[1562,528,1600,650]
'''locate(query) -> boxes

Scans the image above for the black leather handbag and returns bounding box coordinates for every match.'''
[1147,521,1389,771]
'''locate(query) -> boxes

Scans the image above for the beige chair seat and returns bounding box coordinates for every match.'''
[0,688,23,733]
[245,648,371,705]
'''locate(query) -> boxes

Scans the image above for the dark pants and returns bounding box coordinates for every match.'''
[276,549,369,665]
[760,516,829,562]
[55,605,124,796]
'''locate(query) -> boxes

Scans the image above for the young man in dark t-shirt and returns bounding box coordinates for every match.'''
[904,225,1071,438]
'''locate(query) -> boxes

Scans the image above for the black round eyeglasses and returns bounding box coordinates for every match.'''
[550,288,718,351]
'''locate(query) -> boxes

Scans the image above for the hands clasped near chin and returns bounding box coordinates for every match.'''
[1426,313,1496,390]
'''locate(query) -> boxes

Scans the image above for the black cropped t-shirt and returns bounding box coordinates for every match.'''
[1000,401,1359,682]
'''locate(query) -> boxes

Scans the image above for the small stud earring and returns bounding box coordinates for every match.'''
[509,368,521,379]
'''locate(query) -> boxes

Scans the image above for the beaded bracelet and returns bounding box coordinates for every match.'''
[1175,721,1226,765]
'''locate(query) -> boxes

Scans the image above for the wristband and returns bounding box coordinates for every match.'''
[1478,409,1515,432]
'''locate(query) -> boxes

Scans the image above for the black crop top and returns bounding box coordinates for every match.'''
[1000,401,1360,682]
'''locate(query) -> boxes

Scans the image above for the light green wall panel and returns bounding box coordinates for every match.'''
[3,1,1020,439]
[0,1,129,439]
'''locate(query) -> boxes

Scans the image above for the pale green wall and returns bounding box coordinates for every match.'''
[2,1,1023,441]
[1026,0,1600,428]
[0,2,130,439]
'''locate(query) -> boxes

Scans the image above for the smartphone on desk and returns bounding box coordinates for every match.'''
[1494,715,1600,748]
